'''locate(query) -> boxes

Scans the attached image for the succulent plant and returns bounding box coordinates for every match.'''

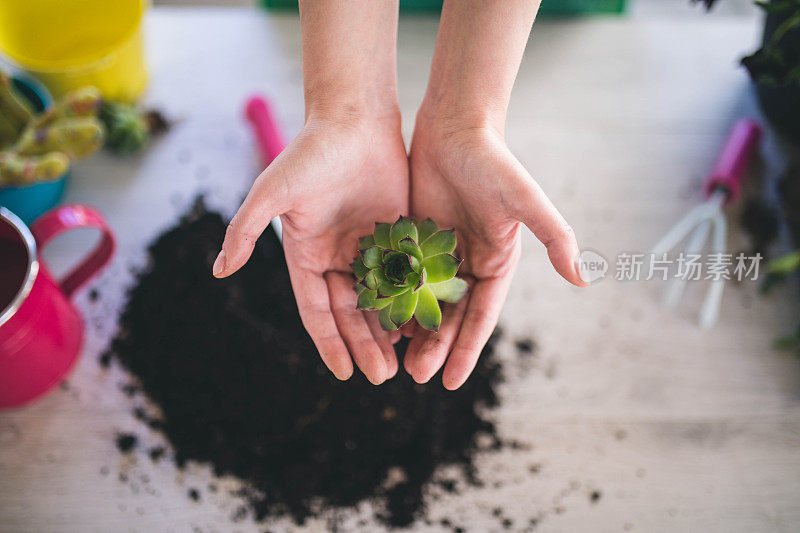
[351,217,468,332]
[100,100,170,155]
[0,80,105,186]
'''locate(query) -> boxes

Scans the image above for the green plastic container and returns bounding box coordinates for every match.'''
[262,0,626,15]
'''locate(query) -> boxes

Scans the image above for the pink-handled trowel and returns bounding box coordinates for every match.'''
[244,95,287,241]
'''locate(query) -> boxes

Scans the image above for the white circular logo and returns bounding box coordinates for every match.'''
[575,249,608,284]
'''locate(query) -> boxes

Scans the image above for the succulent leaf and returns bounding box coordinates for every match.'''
[414,285,442,331]
[362,245,383,268]
[389,288,418,327]
[361,269,380,290]
[374,222,392,248]
[350,258,370,280]
[376,272,409,297]
[357,287,391,310]
[415,267,427,292]
[428,277,469,303]
[421,253,461,283]
[351,217,467,331]
[418,218,439,243]
[357,287,378,310]
[359,234,375,250]
[404,272,421,290]
[390,216,419,249]
[398,236,423,261]
[382,252,415,284]
[379,305,398,331]
[421,228,456,256]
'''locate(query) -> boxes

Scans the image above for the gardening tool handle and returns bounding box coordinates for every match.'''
[30,204,115,298]
[703,118,762,204]
[244,95,286,166]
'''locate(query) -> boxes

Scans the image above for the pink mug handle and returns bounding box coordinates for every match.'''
[30,204,116,298]
[703,118,762,204]
[244,95,286,166]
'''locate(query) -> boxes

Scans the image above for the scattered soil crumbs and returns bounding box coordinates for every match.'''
[515,338,536,355]
[106,199,505,528]
[148,446,165,463]
[115,433,138,453]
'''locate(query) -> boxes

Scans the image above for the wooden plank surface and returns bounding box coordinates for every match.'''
[1,8,799,533]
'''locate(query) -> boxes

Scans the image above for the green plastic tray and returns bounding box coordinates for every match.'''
[262,0,626,15]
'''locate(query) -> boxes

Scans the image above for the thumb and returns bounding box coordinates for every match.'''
[213,168,289,278]
[504,161,587,287]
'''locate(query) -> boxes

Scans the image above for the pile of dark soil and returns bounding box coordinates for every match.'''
[106,199,505,528]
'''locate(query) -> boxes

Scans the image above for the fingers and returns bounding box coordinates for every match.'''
[442,275,511,390]
[403,291,469,384]
[400,321,417,338]
[286,266,353,381]
[213,166,290,278]
[326,272,389,385]
[364,310,399,379]
[504,159,587,288]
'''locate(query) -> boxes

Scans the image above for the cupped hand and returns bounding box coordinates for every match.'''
[214,113,408,385]
[404,114,587,390]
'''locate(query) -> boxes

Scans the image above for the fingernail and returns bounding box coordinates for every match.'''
[212,250,226,277]
[574,255,590,285]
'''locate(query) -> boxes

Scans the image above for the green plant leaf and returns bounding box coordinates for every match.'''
[360,269,380,290]
[361,245,383,269]
[421,253,462,283]
[357,287,378,310]
[418,218,438,243]
[414,285,441,331]
[412,267,426,292]
[767,250,800,275]
[382,252,415,284]
[376,272,409,297]
[373,222,391,248]
[429,277,468,303]
[390,216,419,248]
[774,332,800,350]
[379,304,398,331]
[390,288,418,327]
[350,258,370,280]
[398,236,423,261]
[358,234,375,250]
[403,271,420,290]
[357,287,391,310]
[421,229,456,256]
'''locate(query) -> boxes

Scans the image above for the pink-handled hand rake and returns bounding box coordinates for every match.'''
[650,118,763,328]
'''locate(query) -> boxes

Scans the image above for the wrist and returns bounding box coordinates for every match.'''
[416,93,506,140]
[305,83,400,128]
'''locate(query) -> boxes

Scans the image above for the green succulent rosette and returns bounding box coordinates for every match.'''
[351,216,468,332]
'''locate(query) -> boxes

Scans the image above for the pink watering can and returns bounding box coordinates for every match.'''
[0,204,115,407]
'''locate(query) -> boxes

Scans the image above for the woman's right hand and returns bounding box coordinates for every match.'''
[214,109,409,386]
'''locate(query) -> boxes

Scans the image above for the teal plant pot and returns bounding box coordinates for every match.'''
[0,175,69,225]
[0,73,70,225]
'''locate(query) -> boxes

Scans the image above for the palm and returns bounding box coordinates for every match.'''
[280,122,408,280]
[219,118,409,384]
[409,128,523,282]
[404,124,583,389]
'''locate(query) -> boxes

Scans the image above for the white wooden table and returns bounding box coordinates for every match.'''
[1,8,799,533]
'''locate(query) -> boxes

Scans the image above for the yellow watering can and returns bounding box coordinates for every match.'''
[0,0,147,102]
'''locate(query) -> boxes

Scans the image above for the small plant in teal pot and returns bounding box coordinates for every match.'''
[351,217,468,332]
